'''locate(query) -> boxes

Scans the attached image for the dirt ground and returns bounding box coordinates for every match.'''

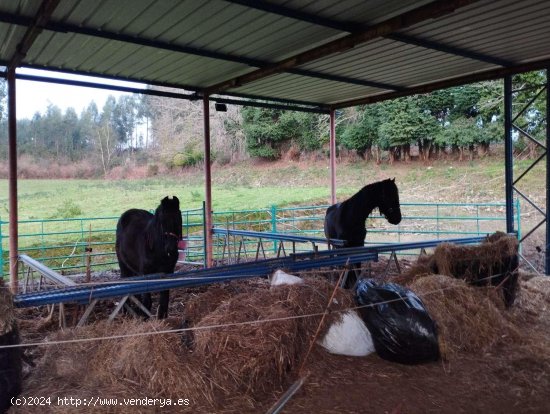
[13,256,550,414]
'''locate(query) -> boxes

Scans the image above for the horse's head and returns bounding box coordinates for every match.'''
[378,178,402,225]
[157,196,183,257]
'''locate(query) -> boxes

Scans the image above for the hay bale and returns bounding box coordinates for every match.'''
[410,275,520,358]
[193,278,354,405]
[184,279,268,326]
[0,279,22,413]
[513,275,550,320]
[18,319,210,413]
[394,254,436,285]
[432,232,519,307]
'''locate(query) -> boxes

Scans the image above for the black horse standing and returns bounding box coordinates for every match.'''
[116,196,183,319]
[324,178,402,288]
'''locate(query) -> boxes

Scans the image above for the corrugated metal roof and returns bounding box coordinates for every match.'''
[1,0,549,111]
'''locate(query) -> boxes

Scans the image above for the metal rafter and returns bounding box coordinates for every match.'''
[11,72,330,113]
[205,0,484,94]
[7,0,60,69]
[0,10,402,91]
[223,0,511,67]
[11,61,329,109]
[333,58,550,108]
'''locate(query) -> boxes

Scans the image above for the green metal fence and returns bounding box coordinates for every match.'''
[0,200,520,277]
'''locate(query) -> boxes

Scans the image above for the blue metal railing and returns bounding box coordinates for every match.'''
[1,200,520,277]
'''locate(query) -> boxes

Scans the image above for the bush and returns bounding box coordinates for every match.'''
[171,150,204,168]
[147,164,159,176]
[49,201,83,219]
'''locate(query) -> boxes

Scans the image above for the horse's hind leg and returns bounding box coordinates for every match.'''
[342,263,361,289]
[157,290,169,319]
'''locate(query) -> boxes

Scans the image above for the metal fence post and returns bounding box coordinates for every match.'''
[271,205,278,253]
[202,201,207,267]
[516,198,522,253]
[0,218,3,278]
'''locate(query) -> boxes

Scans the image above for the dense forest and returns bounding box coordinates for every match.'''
[0,70,546,178]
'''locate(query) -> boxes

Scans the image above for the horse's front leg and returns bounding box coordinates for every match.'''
[157,290,169,319]
[142,293,153,318]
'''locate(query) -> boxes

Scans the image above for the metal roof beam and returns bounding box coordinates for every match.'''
[0,11,401,91]
[12,61,330,110]
[9,71,329,114]
[223,0,509,67]
[205,0,483,95]
[6,0,60,70]
[222,0,364,33]
[387,33,512,67]
[288,68,405,91]
[13,61,331,110]
[331,58,550,109]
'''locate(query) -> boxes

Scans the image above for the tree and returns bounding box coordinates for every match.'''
[241,107,321,159]
[112,95,137,150]
[511,70,546,158]
[378,97,439,162]
[436,117,483,161]
[340,104,380,160]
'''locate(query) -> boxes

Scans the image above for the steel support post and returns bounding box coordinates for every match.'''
[8,68,18,293]
[203,95,213,267]
[329,109,337,204]
[504,75,515,234]
[546,68,550,275]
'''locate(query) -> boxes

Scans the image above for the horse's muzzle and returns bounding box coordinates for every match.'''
[387,213,402,225]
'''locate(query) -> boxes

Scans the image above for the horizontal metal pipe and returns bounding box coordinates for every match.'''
[213,227,345,245]
[15,250,377,307]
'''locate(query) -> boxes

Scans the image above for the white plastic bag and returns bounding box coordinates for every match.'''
[270,269,304,286]
[319,310,375,357]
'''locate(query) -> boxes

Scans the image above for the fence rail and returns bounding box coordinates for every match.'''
[1,200,520,277]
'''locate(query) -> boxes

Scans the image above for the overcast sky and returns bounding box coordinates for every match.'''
[14,68,145,120]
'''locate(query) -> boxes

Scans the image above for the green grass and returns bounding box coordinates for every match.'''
[0,156,545,221]
[3,155,545,275]
[0,179,336,221]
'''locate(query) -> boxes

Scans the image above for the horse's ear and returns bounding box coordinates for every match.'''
[161,196,180,209]
[172,196,180,208]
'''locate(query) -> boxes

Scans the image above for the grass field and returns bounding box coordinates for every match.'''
[0,156,546,274]
[0,157,544,220]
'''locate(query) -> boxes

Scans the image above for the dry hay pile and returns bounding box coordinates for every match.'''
[183,279,269,326]
[192,277,354,407]
[15,319,207,413]
[393,253,436,285]
[0,279,17,336]
[1,279,22,413]
[409,275,521,359]
[432,232,518,282]
[512,273,550,326]
[17,277,354,412]
[398,232,519,308]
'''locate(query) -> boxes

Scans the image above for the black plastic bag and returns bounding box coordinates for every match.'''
[355,279,440,364]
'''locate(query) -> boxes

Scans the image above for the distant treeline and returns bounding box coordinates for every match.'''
[0,70,546,177]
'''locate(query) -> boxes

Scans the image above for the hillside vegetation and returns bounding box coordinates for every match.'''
[0,156,544,221]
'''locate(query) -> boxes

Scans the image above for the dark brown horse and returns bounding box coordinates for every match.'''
[115,196,183,319]
[324,178,402,288]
